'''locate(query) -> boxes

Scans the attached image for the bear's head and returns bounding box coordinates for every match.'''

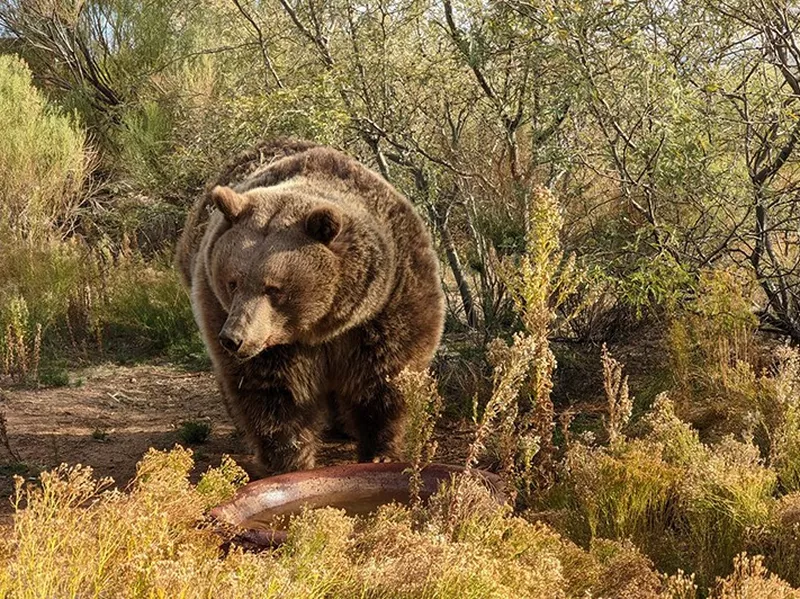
[206,185,344,360]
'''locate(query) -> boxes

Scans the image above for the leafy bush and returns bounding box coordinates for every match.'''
[178,419,212,445]
[0,55,90,240]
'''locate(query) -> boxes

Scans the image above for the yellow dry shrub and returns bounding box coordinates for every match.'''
[588,539,665,599]
[0,447,250,599]
[1,446,797,598]
[714,554,800,599]
[751,492,800,588]
[355,497,567,599]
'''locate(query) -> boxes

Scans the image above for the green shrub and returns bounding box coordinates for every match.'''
[0,55,89,240]
[557,391,779,589]
[177,420,212,445]
[37,366,71,388]
[0,236,202,371]
[666,269,760,437]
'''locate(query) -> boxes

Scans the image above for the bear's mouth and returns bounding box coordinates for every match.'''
[235,341,282,361]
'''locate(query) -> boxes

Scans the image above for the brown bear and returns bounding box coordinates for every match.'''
[175,139,445,474]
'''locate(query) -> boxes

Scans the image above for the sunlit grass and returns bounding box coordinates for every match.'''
[0,443,798,598]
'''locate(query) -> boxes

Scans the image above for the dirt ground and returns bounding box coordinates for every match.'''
[0,363,474,519]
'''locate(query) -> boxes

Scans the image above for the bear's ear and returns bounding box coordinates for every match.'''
[210,186,247,221]
[305,206,342,245]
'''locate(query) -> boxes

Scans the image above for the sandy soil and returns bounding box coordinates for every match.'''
[0,363,473,518]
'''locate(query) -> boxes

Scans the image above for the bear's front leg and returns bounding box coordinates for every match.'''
[352,380,407,463]
[252,423,319,474]
[230,386,322,475]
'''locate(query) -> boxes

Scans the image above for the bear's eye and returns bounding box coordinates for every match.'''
[264,285,283,300]
[228,280,237,294]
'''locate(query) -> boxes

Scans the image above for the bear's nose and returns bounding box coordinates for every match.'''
[219,331,243,354]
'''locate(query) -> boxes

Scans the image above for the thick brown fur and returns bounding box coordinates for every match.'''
[175,139,445,474]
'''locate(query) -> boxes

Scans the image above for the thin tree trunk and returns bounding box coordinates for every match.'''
[428,204,479,329]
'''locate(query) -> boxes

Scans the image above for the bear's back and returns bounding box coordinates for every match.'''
[238,145,421,237]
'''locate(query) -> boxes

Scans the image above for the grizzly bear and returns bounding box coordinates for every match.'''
[176,139,445,474]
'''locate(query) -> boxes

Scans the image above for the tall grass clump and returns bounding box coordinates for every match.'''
[763,347,800,494]
[97,246,200,354]
[499,186,583,487]
[678,435,776,585]
[666,269,760,437]
[0,55,90,240]
[0,238,97,335]
[753,492,800,588]
[0,55,201,372]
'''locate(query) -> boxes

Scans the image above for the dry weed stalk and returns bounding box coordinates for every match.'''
[602,344,633,445]
[31,323,41,384]
[66,281,101,354]
[5,322,26,379]
[2,323,11,376]
[715,553,800,599]
[466,334,537,470]
[2,320,42,385]
[1,294,42,384]
[498,186,583,486]
[395,368,443,507]
[559,409,575,452]
[0,408,22,462]
[463,333,538,506]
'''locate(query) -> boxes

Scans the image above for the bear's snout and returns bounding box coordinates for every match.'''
[218,330,244,355]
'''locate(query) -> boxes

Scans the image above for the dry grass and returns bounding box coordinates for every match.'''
[0,443,798,598]
[396,368,443,505]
